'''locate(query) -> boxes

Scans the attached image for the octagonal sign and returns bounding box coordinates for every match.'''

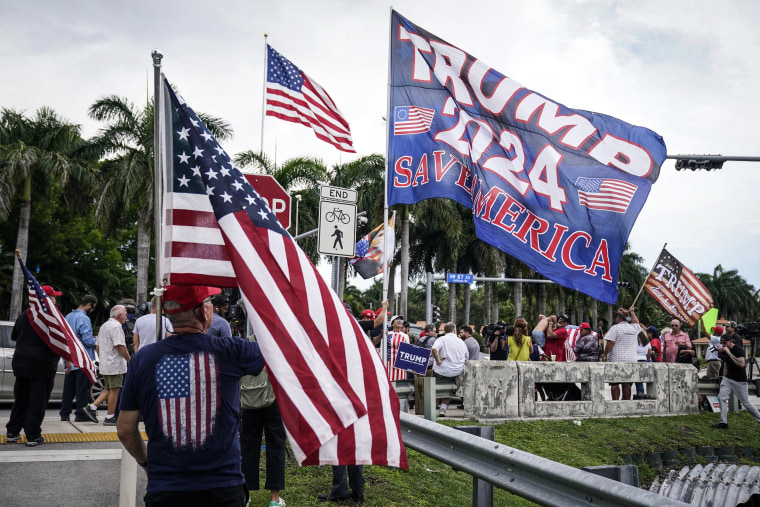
[243,174,291,229]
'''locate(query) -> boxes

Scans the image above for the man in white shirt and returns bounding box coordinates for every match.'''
[431,322,469,417]
[94,305,130,425]
[602,307,641,401]
[133,296,173,351]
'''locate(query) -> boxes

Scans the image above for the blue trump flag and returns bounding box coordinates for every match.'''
[387,11,667,304]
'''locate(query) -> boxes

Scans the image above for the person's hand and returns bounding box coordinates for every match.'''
[63,360,72,374]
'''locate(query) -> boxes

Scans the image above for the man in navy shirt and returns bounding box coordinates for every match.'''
[117,285,264,506]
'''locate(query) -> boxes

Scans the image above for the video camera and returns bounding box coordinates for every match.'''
[228,300,246,337]
[482,321,508,345]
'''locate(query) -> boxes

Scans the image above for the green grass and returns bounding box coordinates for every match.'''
[247,411,760,506]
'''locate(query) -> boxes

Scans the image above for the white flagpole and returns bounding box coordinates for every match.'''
[260,34,268,153]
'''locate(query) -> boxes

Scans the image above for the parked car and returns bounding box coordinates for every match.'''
[0,319,103,403]
[408,324,424,342]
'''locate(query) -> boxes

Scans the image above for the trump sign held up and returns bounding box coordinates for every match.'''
[387,11,667,304]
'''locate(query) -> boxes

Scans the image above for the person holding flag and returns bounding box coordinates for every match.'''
[7,251,98,445]
[5,283,65,447]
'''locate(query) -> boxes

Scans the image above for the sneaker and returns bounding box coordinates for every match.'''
[83,405,98,423]
[6,432,20,443]
[439,409,446,417]
[269,499,286,506]
[26,436,44,447]
[712,422,728,429]
[103,417,118,426]
[60,415,70,422]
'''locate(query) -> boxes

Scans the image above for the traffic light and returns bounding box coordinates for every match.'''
[675,158,724,171]
[432,305,441,324]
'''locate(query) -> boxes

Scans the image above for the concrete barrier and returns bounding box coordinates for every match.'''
[462,361,698,422]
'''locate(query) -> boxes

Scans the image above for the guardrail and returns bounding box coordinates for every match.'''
[399,411,688,506]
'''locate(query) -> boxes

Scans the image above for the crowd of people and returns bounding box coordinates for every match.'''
[6,283,759,505]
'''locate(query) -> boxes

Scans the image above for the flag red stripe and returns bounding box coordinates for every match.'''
[172,209,220,228]
[170,242,230,261]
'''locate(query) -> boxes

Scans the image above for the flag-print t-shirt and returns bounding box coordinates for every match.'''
[120,332,264,493]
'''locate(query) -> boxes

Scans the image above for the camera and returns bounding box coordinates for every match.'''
[482,321,508,345]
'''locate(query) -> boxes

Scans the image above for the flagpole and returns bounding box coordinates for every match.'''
[381,7,394,363]
[260,34,268,154]
[152,50,165,341]
[631,242,667,307]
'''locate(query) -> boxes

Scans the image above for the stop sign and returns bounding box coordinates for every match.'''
[243,174,291,229]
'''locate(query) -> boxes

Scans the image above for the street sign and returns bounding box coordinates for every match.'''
[447,273,474,284]
[243,174,291,229]
[318,200,356,257]
[320,185,358,203]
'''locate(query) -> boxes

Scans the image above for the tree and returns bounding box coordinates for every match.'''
[0,107,98,319]
[88,95,233,304]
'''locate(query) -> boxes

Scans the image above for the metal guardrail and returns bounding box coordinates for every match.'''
[399,411,689,507]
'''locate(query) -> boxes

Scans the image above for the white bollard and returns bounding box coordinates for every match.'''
[119,447,137,507]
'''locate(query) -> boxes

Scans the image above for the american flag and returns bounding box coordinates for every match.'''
[393,105,435,135]
[575,177,637,213]
[349,216,396,279]
[156,352,219,449]
[16,255,97,384]
[157,76,406,468]
[265,45,355,153]
[644,248,713,327]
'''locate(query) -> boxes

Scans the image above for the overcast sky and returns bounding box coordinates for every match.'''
[2,0,759,299]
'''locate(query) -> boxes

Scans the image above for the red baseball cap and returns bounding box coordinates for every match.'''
[41,285,62,297]
[712,326,724,335]
[162,285,222,314]
[579,322,591,330]
[360,309,376,318]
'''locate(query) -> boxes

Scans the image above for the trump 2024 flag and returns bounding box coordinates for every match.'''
[158,75,406,468]
[387,11,667,304]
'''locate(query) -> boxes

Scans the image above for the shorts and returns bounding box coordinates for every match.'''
[103,374,124,390]
[531,330,546,347]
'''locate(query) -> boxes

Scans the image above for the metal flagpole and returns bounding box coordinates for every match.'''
[631,242,667,308]
[152,50,165,344]
[381,7,394,364]
[260,34,268,153]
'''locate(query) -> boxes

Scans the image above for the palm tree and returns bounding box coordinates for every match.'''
[699,265,758,323]
[88,95,233,304]
[0,107,97,319]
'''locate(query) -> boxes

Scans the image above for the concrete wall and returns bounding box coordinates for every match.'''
[462,361,698,422]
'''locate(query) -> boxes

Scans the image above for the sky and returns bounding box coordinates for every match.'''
[2,0,759,299]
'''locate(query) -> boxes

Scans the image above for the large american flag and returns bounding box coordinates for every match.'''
[644,248,713,327]
[16,255,97,384]
[393,105,435,135]
[158,76,406,468]
[575,177,637,213]
[265,45,355,153]
[156,352,219,449]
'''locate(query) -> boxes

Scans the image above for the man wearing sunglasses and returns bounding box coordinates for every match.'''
[661,319,695,363]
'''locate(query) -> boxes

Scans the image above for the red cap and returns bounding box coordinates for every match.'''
[360,309,375,318]
[579,322,591,330]
[41,285,62,297]
[554,328,569,340]
[162,285,222,314]
[712,326,724,335]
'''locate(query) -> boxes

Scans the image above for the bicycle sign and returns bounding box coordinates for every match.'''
[318,200,356,257]
[325,207,351,224]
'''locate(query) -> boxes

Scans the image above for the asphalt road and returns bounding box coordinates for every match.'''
[0,404,147,507]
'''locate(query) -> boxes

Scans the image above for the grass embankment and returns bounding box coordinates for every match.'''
[247,411,760,507]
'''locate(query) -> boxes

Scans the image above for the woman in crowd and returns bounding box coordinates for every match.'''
[507,318,532,361]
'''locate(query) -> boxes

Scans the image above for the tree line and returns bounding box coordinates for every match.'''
[2,102,758,335]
